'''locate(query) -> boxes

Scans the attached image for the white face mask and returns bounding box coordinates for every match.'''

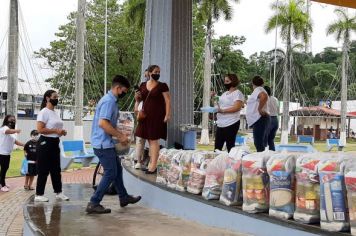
[32,135,39,141]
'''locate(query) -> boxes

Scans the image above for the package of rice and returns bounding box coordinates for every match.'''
[267,152,297,220]
[242,151,273,213]
[219,146,250,206]
[176,151,194,192]
[318,154,349,232]
[156,149,179,185]
[187,151,216,195]
[202,152,229,200]
[294,153,321,223]
[345,158,356,235]
[167,151,184,189]
[115,112,134,156]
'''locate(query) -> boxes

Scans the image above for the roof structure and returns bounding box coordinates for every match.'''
[289,106,356,117]
[0,79,50,96]
[312,0,356,9]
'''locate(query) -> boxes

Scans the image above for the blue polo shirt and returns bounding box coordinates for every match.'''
[91,91,119,149]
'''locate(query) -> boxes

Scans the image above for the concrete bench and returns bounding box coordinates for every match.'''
[235,136,247,146]
[60,140,95,170]
[297,135,314,145]
[326,139,343,151]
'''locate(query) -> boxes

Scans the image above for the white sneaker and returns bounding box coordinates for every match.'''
[56,193,69,201]
[0,186,9,192]
[134,163,142,169]
[34,195,49,202]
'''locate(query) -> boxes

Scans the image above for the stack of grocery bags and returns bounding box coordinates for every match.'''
[130,146,356,234]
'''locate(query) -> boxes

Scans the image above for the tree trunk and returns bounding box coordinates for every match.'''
[74,0,86,140]
[281,33,292,144]
[199,18,212,145]
[340,40,349,147]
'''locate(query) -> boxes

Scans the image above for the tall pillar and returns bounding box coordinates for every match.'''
[7,0,19,116]
[74,0,86,140]
[142,0,194,147]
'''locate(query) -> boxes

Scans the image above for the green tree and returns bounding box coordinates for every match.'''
[266,0,312,144]
[327,8,356,145]
[36,0,144,110]
[124,0,146,30]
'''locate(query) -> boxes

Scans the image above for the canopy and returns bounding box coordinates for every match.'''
[312,0,356,8]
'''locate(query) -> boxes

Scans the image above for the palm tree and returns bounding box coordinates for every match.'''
[124,0,146,30]
[195,0,239,145]
[266,0,312,144]
[327,8,356,146]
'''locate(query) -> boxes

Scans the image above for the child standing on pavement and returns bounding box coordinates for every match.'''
[24,130,39,190]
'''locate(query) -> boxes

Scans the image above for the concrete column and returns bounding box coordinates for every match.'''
[7,0,19,116]
[142,0,194,147]
[74,0,86,140]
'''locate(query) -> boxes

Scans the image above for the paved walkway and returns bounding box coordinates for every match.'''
[0,168,94,236]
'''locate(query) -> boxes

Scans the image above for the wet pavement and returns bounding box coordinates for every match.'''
[24,184,247,236]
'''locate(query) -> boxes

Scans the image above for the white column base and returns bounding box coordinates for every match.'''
[280,130,289,145]
[73,125,84,140]
[199,128,210,145]
[339,131,347,147]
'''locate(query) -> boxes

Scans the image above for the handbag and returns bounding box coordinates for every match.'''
[137,90,151,122]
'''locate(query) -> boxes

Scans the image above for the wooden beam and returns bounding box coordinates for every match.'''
[312,0,356,9]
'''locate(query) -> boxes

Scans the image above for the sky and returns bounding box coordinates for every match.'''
[0,0,354,81]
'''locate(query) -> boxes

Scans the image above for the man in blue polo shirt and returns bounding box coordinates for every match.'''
[86,75,141,214]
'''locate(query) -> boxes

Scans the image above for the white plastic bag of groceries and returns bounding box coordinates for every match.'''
[167,151,184,189]
[187,151,217,195]
[294,153,321,224]
[114,112,134,156]
[156,149,180,185]
[219,146,250,206]
[202,152,229,200]
[242,151,274,213]
[176,151,194,192]
[318,153,349,232]
[267,152,298,220]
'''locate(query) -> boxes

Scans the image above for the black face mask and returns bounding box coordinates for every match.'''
[224,83,233,90]
[49,99,59,106]
[151,74,160,81]
[7,122,15,129]
[118,92,127,99]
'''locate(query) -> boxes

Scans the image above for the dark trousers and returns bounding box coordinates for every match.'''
[215,121,240,153]
[252,116,271,152]
[267,116,279,151]
[36,136,62,195]
[0,155,10,186]
[90,148,128,205]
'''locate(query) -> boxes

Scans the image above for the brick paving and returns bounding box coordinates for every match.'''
[0,168,95,236]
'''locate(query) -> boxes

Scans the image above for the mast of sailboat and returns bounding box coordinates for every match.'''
[104,0,108,95]
[7,0,19,116]
[74,0,85,139]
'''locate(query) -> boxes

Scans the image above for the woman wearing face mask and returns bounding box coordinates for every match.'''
[0,115,24,192]
[135,65,171,174]
[35,90,69,202]
[246,76,270,152]
[214,74,244,152]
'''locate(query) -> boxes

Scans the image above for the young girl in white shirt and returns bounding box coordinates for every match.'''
[0,115,24,192]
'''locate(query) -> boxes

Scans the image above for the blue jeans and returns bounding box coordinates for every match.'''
[252,116,271,152]
[267,116,279,151]
[90,148,128,205]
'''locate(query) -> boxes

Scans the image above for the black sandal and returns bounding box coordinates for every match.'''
[145,169,157,174]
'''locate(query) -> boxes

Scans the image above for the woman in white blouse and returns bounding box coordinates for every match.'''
[246,76,270,152]
[214,74,244,152]
[35,90,69,202]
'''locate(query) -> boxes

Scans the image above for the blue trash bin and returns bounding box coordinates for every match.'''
[183,130,197,150]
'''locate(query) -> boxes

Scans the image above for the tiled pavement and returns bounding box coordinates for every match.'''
[0,168,95,236]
